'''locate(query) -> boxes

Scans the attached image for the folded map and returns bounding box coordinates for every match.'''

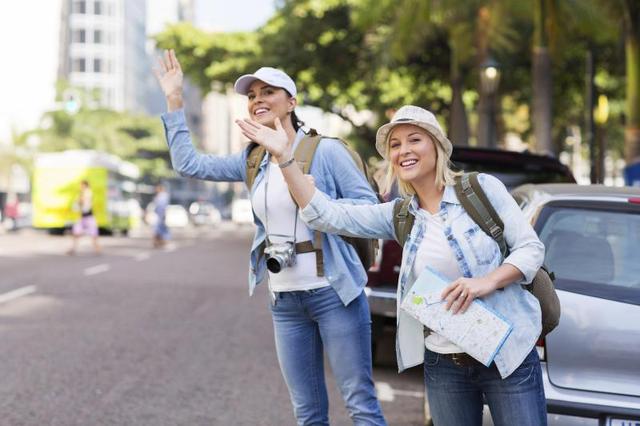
[400,266,513,366]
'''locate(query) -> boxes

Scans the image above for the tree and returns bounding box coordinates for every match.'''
[32,91,172,181]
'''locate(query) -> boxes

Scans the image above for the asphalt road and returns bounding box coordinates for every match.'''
[0,225,594,426]
[0,225,428,426]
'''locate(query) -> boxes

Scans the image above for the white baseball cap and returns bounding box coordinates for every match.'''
[375,105,453,160]
[234,67,297,97]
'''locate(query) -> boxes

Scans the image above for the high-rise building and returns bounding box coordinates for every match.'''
[58,0,148,113]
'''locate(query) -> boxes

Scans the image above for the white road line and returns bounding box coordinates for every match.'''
[84,264,111,276]
[0,285,37,305]
[375,382,423,402]
[134,253,151,262]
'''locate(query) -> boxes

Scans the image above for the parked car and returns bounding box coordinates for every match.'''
[367,147,576,357]
[364,147,576,425]
[509,184,640,424]
[189,201,222,226]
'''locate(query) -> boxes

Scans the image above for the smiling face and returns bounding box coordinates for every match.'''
[246,80,296,128]
[388,124,438,188]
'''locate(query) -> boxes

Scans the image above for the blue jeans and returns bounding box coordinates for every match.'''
[424,348,547,426]
[270,286,386,426]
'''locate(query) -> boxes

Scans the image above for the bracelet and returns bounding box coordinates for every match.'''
[278,157,295,169]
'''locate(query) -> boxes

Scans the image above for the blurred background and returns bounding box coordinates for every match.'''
[1,2,639,425]
[0,0,639,233]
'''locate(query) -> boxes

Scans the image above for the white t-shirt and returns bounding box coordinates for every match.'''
[252,162,330,292]
[412,208,464,354]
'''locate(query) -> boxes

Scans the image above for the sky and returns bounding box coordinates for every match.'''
[0,0,275,143]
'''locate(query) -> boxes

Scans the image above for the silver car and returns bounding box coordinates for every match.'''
[511,184,640,425]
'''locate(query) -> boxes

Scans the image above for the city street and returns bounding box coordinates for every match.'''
[0,225,427,426]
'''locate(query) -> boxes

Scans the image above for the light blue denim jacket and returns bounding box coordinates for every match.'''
[300,173,545,378]
[161,109,378,305]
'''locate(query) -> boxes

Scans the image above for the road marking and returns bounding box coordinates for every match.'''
[84,264,110,276]
[375,382,423,402]
[0,285,37,305]
[134,252,151,262]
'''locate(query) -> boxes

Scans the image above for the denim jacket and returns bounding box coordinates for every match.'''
[161,109,378,305]
[300,173,545,378]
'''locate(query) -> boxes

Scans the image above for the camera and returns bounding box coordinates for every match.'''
[264,242,296,273]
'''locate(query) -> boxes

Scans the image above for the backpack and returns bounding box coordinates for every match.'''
[245,128,380,276]
[392,172,561,338]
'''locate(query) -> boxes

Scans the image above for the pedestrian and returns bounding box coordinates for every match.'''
[152,184,170,248]
[3,193,19,232]
[67,180,101,255]
[239,104,548,426]
[153,50,386,426]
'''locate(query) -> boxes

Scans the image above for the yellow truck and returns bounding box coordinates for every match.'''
[32,150,140,234]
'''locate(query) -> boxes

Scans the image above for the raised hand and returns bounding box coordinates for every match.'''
[236,117,293,161]
[153,50,183,110]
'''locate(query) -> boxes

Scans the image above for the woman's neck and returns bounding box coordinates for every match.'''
[413,176,444,214]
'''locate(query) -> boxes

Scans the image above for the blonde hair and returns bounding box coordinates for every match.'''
[382,129,462,198]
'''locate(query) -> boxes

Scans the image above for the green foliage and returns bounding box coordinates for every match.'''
[33,102,172,181]
[152,0,629,160]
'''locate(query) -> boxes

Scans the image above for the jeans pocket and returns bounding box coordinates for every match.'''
[424,350,440,367]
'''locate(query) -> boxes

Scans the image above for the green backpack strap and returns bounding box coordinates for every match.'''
[454,172,508,258]
[392,197,415,247]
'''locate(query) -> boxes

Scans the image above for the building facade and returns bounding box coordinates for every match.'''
[58,0,148,113]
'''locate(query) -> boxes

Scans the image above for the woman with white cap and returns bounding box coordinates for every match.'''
[238,104,548,425]
[153,50,386,426]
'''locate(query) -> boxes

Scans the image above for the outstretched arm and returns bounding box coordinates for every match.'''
[155,50,245,182]
[153,49,184,112]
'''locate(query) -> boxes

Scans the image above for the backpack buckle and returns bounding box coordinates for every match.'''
[489,224,503,240]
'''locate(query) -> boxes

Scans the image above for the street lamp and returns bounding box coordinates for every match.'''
[480,57,501,148]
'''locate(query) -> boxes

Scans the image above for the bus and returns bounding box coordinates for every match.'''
[32,150,140,234]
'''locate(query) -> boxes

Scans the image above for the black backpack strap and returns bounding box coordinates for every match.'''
[392,197,414,247]
[454,172,508,258]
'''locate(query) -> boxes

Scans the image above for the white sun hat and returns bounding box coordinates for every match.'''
[375,105,453,160]
[233,67,297,97]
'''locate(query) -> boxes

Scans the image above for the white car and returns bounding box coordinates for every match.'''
[165,204,190,228]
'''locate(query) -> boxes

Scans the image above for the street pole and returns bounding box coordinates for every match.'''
[586,48,596,184]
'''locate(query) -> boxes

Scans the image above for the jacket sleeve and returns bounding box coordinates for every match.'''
[315,138,379,205]
[300,190,396,240]
[162,109,246,182]
[479,173,545,284]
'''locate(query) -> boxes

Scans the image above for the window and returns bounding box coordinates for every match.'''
[72,0,86,14]
[93,58,102,73]
[539,206,640,289]
[94,1,102,15]
[72,29,86,43]
[93,30,102,44]
[72,58,86,72]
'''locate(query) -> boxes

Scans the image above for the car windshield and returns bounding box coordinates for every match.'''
[538,206,640,289]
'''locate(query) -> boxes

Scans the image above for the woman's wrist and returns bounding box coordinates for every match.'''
[166,93,184,112]
[275,148,294,165]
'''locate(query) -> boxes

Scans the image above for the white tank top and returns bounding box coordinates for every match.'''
[412,208,464,354]
[252,162,330,292]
